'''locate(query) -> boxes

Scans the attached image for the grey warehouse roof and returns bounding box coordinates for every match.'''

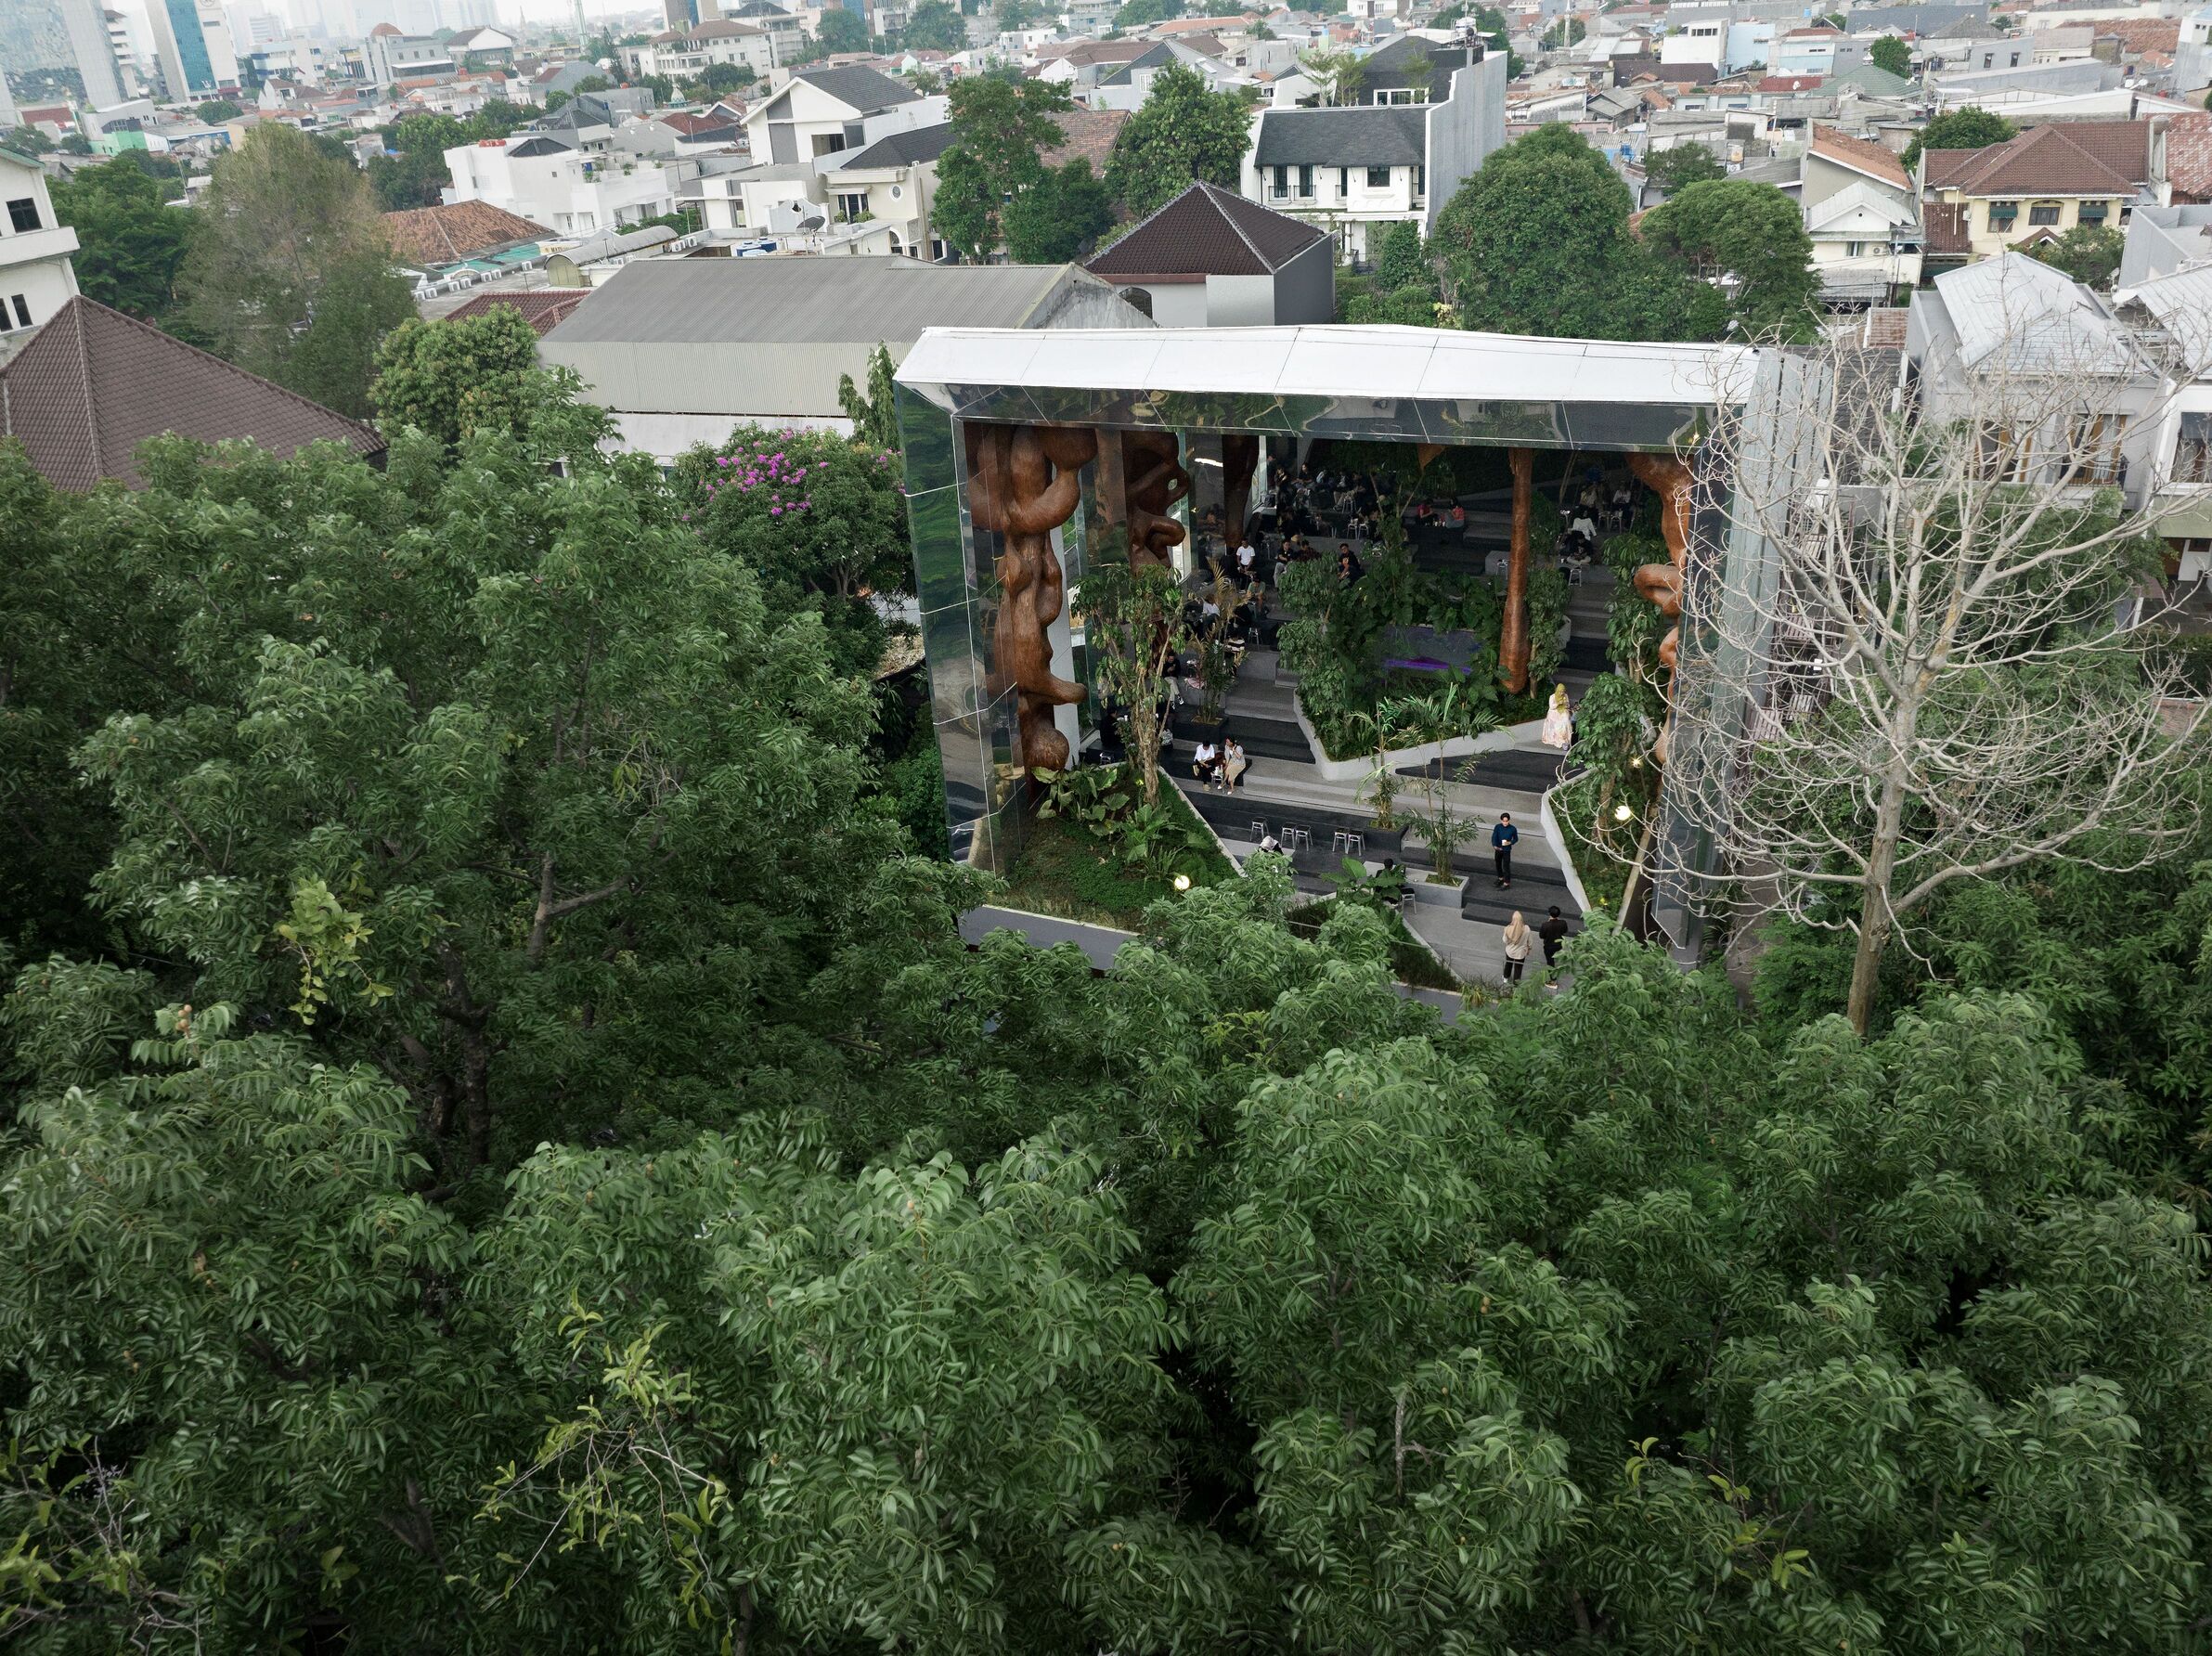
[1254,105,1429,168]
[543,258,1107,346]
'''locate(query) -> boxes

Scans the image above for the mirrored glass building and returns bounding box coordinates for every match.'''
[895,323,1826,955]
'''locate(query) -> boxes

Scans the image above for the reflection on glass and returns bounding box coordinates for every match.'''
[909,485,966,615]
[897,385,957,494]
[921,603,983,727]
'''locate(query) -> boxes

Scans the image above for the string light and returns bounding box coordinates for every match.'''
[1172,873,1192,891]
[1614,804,1635,822]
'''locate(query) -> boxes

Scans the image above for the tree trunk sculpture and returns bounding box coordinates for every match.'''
[1220,434,1260,553]
[1500,446,1533,692]
[965,421,1100,775]
[1625,450,1694,765]
[1122,429,1190,570]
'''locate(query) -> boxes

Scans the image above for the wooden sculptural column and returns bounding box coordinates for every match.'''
[1625,450,1694,766]
[1499,447,1535,693]
[1220,434,1260,556]
[1121,429,1192,570]
[964,421,1100,775]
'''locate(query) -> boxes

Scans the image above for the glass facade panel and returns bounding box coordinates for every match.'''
[909,484,966,615]
[896,383,957,494]
[921,602,984,728]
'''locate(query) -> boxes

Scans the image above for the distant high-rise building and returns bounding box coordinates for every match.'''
[105,9,146,97]
[0,55,20,128]
[59,0,126,108]
[148,0,237,96]
[661,0,699,26]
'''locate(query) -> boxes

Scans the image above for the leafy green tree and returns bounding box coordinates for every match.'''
[1640,177,1818,339]
[1372,218,1431,294]
[837,342,899,449]
[1003,158,1114,261]
[183,123,409,403]
[1869,33,1913,76]
[1102,61,1252,218]
[372,305,549,446]
[195,98,242,122]
[3,125,54,157]
[47,157,196,328]
[690,59,755,94]
[1112,0,1183,25]
[2033,221,2125,289]
[1541,14,1585,46]
[677,425,910,675]
[809,6,870,55]
[993,0,1041,28]
[902,0,968,45]
[1642,140,1726,192]
[1432,124,1727,341]
[933,72,1074,260]
[1903,104,2015,170]
[278,253,417,419]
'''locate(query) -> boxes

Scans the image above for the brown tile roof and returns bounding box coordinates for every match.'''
[1925,121,2146,197]
[1086,180,1326,280]
[1041,107,1129,175]
[2092,17,2179,54]
[1812,123,1911,189]
[440,288,593,335]
[382,201,552,265]
[1758,73,1826,92]
[2165,111,2212,203]
[1610,54,1718,84]
[1858,306,1910,349]
[1921,199,1973,252]
[0,298,383,493]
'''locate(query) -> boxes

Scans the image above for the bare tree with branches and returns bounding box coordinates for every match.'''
[1668,278,2208,1033]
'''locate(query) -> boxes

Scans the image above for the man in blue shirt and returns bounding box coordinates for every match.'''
[1492,813,1519,887]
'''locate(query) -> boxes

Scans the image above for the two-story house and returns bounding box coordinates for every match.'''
[443,100,682,236]
[1242,38,1507,261]
[0,149,82,363]
[1920,120,2156,261]
[630,19,781,81]
[1802,123,1922,302]
[742,64,924,165]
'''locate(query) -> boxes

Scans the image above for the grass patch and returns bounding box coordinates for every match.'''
[1548,771,1633,918]
[1286,898,1463,991]
[1000,783,1238,930]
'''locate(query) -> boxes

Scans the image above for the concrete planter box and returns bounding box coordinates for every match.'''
[1291,695,1549,784]
[1406,875,1465,908]
[1538,779,1598,917]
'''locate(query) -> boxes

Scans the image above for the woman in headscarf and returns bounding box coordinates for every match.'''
[1501,912,1533,988]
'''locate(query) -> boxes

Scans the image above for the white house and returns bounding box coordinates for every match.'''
[0,150,82,361]
[1801,123,1921,303]
[364,23,454,86]
[443,106,680,238]
[742,64,925,165]
[629,19,782,80]
[1242,40,1507,261]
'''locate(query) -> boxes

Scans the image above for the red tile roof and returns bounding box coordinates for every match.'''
[2165,111,2212,203]
[382,200,551,265]
[1924,121,2147,196]
[1811,123,1911,189]
[1921,200,1973,253]
[1041,107,1129,174]
[2092,17,2179,54]
[0,298,383,493]
[439,289,592,335]
[1758,73,1826,92]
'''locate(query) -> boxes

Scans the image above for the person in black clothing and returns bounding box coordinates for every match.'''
[1539,906,1571,977]
[1492,812,1519,887]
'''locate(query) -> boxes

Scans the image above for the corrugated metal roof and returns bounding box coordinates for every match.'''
[541,256,1091,345]
[1932,251,2141,372]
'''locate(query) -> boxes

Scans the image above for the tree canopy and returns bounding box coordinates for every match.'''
[1103,61,1253,219]
[47,157,197,332]
[1640,177,1819,340]
[902,0,969,48]
[2032,221,2125,290]
[1903,105,2015,170]
[372,304,551,448]
[1432,124,1727,342]
[933,73,1083,261]
[1641,141,1726,193]
[1869,33,1913,76]
[5,304,2212,1655]
[182,123,415,416]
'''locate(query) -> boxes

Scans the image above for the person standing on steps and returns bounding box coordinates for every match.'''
[1539,905,1571,981]
[1492,813,1519,887]
[1501,911,1532,987]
